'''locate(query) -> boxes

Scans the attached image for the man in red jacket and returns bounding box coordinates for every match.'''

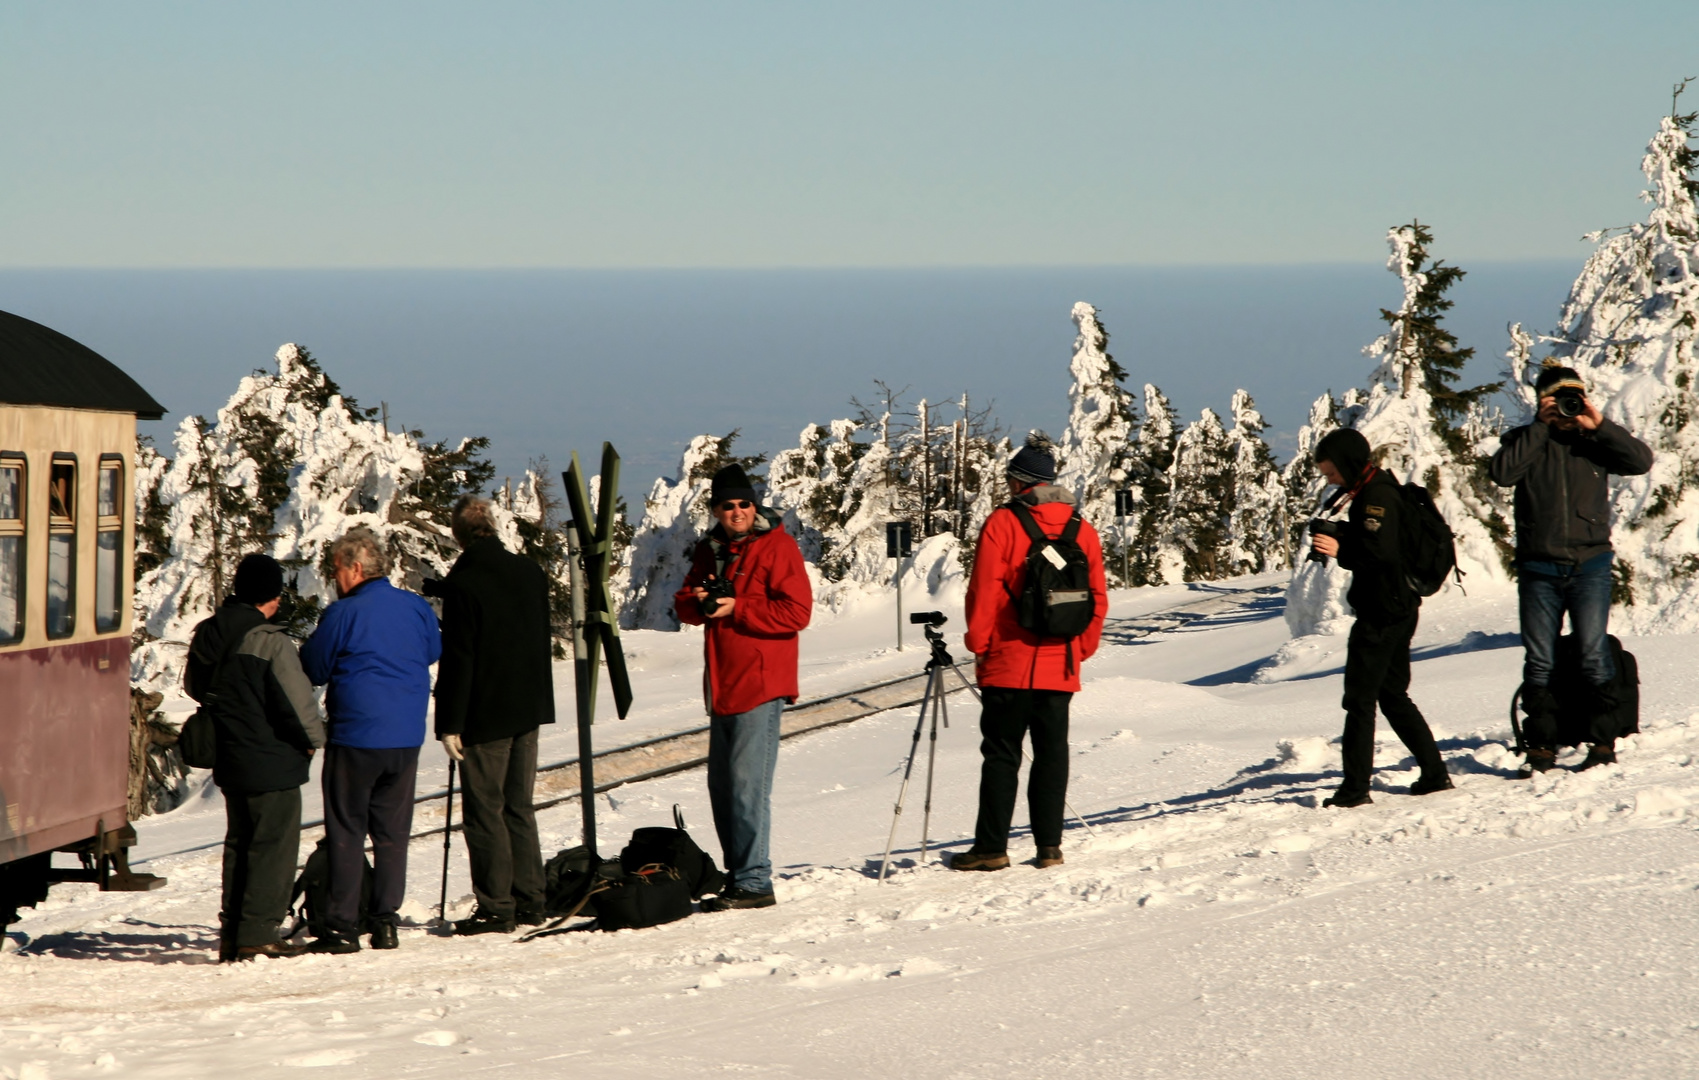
[953,435,1108,871]
[674,464,813,910]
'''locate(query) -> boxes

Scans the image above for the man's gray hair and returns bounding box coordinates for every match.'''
[329,527,390,580]
[451,495,499,547]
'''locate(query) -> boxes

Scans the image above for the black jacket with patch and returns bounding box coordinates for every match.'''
[1487,418,1653,566]
[1335,468,1416,625]
[186,599,326,794]
[432,535,557,746]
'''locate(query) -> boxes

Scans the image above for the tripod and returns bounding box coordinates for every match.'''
[878,619,969,882]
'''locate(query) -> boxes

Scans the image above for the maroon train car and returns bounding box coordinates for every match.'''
[0,309,168,932]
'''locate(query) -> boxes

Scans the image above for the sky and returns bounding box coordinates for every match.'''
[3,1,1696,269]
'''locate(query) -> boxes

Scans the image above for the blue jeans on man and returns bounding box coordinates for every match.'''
[1519,551,1616,690]
[707,698,783,894]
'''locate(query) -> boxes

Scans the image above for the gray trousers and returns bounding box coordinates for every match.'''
[459,727,544,917]
[221,786,302,948]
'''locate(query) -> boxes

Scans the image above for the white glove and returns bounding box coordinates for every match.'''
[441,733,465,762]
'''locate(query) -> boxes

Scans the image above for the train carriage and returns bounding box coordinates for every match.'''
[0,309,168,931]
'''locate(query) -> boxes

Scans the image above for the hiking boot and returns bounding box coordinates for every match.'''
[1516,748,1557,778]
[1034,846,1064,868]
[368,923,399,950]
[949,850,1010,871]
[515,908,547,927]
[1322,790,1373,809]
[1577,743,1618,771]
[233,939,310,962]
[1409,772,1455,796]
[308,933,361,955]
[453,909,517,936]
[701,887,777,912]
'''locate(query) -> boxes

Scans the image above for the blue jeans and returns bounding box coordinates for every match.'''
[1519,552,1615,690]
[707,698,783,893]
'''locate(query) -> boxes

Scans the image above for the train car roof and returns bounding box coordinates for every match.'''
[0,309,166,419]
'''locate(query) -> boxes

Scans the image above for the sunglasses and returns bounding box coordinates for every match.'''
[716,500,754,511]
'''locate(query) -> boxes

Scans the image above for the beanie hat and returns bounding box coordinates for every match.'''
[232,553,284,605]
[1007,431,1057,488]
[710,463,757,507]
[1534,362,1586,396]
[1313,428,1373,488]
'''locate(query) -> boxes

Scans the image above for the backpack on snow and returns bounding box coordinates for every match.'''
[528,806,722,939]
[1510,633,1641,752]
[1006,501,1095,640]
[286,837,374,939]
[1395,482,1462,597]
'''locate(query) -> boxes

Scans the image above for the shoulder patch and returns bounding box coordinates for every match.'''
[1365,505,1386,517]
[1365,518,1382,533]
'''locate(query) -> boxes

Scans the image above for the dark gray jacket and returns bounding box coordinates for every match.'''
[1487,418,1653,565]
[186,599,326,794]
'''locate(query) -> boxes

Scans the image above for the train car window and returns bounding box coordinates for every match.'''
[96,458,124,632]
[47,456,76,639]
[0,457,22,645]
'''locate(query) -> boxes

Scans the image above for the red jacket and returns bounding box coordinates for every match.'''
[674,513,813,716]
[964,492,1108,692]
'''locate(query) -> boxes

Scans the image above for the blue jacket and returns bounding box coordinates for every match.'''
[302,577,442,749]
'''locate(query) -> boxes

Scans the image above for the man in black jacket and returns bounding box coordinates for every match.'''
[433,496,556,935]
[1309,429,1449,808]
[1488,364,1654,773]
[185,553,326,961]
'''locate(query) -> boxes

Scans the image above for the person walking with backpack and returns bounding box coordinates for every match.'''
[1308,429,1450,807]
[953,434,1107,871]
[1488,364,1653,775]
[185,553,325,962]
[673,464,813,911]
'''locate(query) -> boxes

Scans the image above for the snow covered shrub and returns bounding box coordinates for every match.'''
[1057,302,1142,583]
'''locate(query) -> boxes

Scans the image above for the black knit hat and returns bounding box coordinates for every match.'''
[232,553,284,605]
[1313,428,1372,487]
[710,464,757,507]
[1534,363,1586,395]
[1007,431,1057,488]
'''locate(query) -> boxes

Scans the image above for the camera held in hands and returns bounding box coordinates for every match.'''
[1552,386,1587,419]
[1306,518,1341,563]
[700,576,737,616]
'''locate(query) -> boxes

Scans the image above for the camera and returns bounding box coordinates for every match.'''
[1552,386,1587,419]
[908,611,948,627]
[700,576,737,616]
[1306,518,1341,563]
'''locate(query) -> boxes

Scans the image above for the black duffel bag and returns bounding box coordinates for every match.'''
[530,806,720,937]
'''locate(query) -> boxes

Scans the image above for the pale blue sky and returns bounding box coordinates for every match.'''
[3,1,1695,268]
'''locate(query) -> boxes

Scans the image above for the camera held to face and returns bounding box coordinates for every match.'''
[700,575,737,616]
[1552,386,1587,419]
[1307,518,1341,563]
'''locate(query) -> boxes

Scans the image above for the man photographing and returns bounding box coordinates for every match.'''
[1309,429,1450,807]
[674,464,812,911]
[1489,364,1652,774]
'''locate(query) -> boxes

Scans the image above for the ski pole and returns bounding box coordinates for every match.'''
[439,759,456,923]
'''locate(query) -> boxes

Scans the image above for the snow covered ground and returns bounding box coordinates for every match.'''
[8,577,1699,1079]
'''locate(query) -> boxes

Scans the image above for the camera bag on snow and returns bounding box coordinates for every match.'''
[1395,482,1462,597]
[1510,633,1640,752]
[1007,501,1094,640]
[527,806,722,939]
[286,837,374,939]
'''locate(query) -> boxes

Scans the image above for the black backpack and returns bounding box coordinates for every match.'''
[1396,482,1462,597]
[287,838,374,939]
[1511,634,1641,751]
[1007,501,1095,640]
[529,806,721,938]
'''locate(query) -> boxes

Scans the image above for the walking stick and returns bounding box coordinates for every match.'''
[438,758,456,923]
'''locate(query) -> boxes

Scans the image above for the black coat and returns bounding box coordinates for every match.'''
[1487,418,1653,565]
[1335,468,1416,625]
[433,536,556,745]
[186,599,326,794]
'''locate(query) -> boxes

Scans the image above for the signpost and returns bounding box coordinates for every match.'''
[561,444,634,860]
[886,521,914,650]
[1114,489,1136,585]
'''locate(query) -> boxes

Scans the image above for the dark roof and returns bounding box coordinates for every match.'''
[0,309,166,419]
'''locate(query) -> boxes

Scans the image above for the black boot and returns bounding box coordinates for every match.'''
[1578,742,1617,770]
[1410,772,1454,796]
[1516,747,1557,778]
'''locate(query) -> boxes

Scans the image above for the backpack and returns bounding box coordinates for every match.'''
[287,838,374,939]
[1511,634,1640,751]
[527,806,720,939]
[1396,482,1462,597]
[1007,501,1095,640]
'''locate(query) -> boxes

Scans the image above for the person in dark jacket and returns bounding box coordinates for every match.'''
[300,528,441,952]
[185,553,325,962]
[673,464,813,910]
[1488,364,1654,774]
[433,496,556,935]
[1309,429,1449,808]
[952,434,1107,871]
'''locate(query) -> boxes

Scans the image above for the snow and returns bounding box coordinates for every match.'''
[11,573,1699,1078]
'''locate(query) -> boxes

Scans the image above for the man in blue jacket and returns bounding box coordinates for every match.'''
[302,528,442,951]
